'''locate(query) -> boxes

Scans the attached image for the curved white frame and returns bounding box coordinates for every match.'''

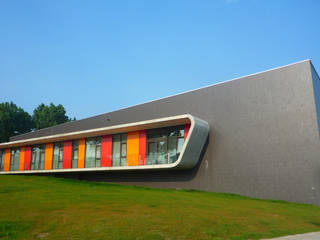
[0,114,209,174]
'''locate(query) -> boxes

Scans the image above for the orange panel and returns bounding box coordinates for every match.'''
[44,143,53,170]
[19,147,25,171]
[78,139,85,168]
[127,131,139,166]
[3,149,11,171]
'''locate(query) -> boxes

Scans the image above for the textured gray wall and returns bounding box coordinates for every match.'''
[12,60,320,205]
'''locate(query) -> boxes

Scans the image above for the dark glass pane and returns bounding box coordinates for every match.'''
[0,151,4,171]
[121,134,127,141]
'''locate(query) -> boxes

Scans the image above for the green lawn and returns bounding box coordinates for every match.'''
[0,175,319,240]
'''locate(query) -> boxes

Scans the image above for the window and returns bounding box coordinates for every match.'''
[85,137,101,168]
[0,150,5,171]
[146,126,185,165]
[31,145,45,170]
[10,148,20,171]
[112,134,127,166]
[52,142,64,169]
[72,140,78,168]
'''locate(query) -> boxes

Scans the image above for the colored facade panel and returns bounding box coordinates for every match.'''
[62,141,72,169]
[44,143,53,170]
[3,149,10,171]
[139,130,146,165]
[19,147,25,171]
[184,124,191,140]
[101,135,112,167]
[78,139,85,168]
[24,146,32,170]
[127,131,140,166]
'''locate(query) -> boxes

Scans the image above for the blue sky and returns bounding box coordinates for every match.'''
[1,0,320,120]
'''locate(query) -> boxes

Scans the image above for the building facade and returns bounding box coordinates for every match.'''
[1,60,320,205]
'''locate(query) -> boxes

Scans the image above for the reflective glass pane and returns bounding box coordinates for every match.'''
[12,149,20,171]
[157,140,167,164]
[96,138,101,167]
[146,125,185,165]
[72,140,78,168]
[178,129,185,138]
[40,145,45,170]
[121,143,126,158]
[177,138,185,159]
[112,135,121,166]
[85,138,96,168]
[147,142,156,165]
[35,147,40,170]
[52,144,60,169]
[168,135,177,163]
[58,143,63,169]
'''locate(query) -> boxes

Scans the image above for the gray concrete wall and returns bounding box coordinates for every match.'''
[12,60,320,205]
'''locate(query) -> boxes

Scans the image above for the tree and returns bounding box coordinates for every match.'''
[33,103,72,130]
[0,102,33,143]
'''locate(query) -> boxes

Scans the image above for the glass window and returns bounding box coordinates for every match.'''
[40,145,45,170]
[112,134,127,166]
[85,137,101,168]
[112,135,121,166]
[10,148,20,171]
[96,138,101,167]
[72,140,78,168]
[121,134,127,166]
[31,145,45,170]
[52,142,63,169]
[146,126,185,165]
[0,150,4,171]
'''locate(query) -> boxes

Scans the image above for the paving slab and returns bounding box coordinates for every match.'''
[262,232,320,240]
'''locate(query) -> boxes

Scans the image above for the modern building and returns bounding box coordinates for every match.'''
[1,60,320,206]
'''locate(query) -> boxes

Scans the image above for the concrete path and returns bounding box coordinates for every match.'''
[262,232,320,240]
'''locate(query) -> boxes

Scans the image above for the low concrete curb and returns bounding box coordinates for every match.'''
[262,232,320,240]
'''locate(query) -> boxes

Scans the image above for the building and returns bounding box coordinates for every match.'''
[1,60,320,205]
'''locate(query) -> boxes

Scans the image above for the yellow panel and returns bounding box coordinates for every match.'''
[78,139,85,168]
[4,149,11,171]
[19,147,25,171]
[127,131,140,166]
[44,143,53,170]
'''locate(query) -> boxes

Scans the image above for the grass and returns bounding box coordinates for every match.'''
[0,175,319,240]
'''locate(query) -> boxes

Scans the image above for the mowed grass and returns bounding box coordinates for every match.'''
[0,176,320,240]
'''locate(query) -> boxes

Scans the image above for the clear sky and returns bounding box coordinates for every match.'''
[1,0,320,120]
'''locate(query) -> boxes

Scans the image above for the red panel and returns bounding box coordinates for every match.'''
[139,130,146,165]
[24,146,32,170]
[63,141,72,169]
[184,124,191,140]
[101,135,112,167]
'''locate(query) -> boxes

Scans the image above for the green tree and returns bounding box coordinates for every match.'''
[0,102,33,143]
[33,103,73,130]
